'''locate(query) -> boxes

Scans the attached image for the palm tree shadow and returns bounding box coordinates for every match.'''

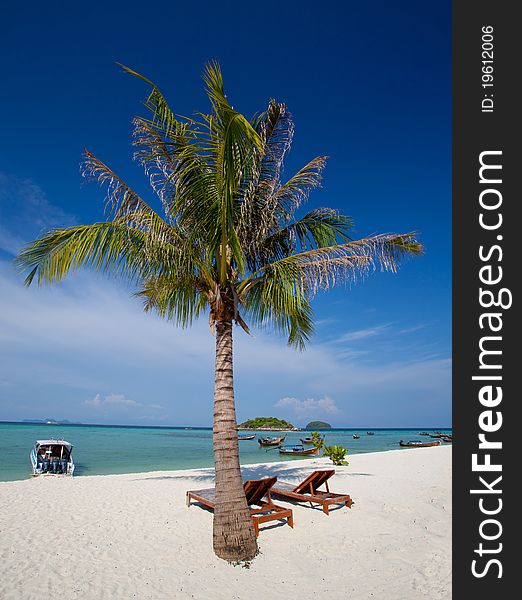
[136,464,316,483]
[136,464,373,484]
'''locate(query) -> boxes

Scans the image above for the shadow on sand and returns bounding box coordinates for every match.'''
[134,463,374,484]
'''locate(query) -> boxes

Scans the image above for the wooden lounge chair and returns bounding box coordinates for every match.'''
[271,469,354,515]
[186,476,294,536]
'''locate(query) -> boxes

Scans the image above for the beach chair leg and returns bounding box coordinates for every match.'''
[186,493,191,507]
[345,497,354,508]
[323,502,330,515]
[253,520,259,537]
[288,513,294,529]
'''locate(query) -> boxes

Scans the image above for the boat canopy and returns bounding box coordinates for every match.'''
[35,440,73,450]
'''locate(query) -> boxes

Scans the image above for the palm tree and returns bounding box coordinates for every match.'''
[15,62,422,562]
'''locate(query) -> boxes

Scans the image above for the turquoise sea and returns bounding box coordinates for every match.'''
[0,422,452,482]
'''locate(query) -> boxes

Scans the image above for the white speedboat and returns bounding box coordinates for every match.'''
[30,439,75,476]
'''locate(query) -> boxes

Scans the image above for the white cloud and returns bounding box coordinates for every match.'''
[85,393,164,412]
[334,324,392,343]
[85,393,139,408]
[138,414,169,421]
[0,266,210,365]
[275,395,340,419]
[0,173,75,254]
[0,226,24,256]
[398,324,430,335]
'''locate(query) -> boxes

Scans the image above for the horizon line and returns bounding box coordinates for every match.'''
[0,420,453,430]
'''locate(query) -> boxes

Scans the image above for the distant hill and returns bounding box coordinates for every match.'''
[306,420,331,430]
[238,417,299,431]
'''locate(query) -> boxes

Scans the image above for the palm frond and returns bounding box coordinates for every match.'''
[137,274,210,327]
[250,208,353,268]
[132,115,220,243]
[132,117,180,208]
[284,208,352,248]
[119,63,186,141]
[273,156,328,219]
[242,233,422,296]
[239,151,329,268]
[238,101,295,254]
[202,61,264,282]
[242,273,314,350]
[82,150,160,223]
[122,64,219,237]
[251,100,295,202]
[15,223,155,286]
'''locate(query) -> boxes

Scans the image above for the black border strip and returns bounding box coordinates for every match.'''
[453,0,516,594]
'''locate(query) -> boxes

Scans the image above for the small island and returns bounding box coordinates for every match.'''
[237,417,301,431]
[305,420,332,430]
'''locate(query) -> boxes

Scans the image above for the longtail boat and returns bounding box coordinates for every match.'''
[399,439,441,448]
[366,431,374,435]
[279,444,319,456]
[442,436,453,443]
[300,436,324,445]
[352,433,360,439]
[238,434,256,440]
[258,435,286,447]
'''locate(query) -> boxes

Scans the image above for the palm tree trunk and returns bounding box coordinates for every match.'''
[212,319,258,561]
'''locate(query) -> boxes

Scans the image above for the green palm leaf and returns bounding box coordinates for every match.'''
[15,223,152,286]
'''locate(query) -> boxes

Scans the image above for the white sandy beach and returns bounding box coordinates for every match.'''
[0,446,451,600]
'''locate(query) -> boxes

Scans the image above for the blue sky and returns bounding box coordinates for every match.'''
[0,0,451,427]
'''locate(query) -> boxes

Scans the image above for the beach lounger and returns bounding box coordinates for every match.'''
[271,469,354,514]
[186,476,294,536]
